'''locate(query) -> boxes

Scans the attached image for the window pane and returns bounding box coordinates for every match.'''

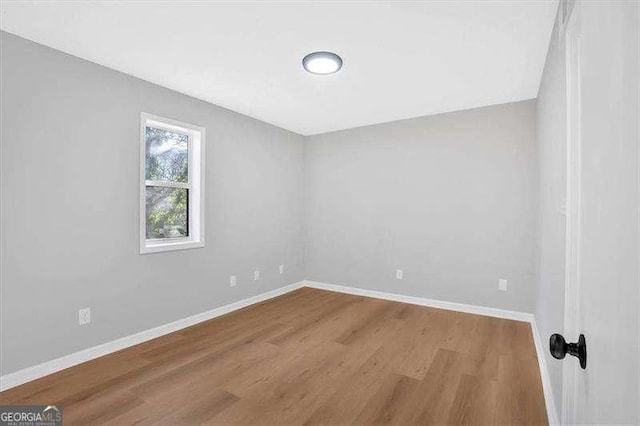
[146,186,189,239]
[145,126,188,182]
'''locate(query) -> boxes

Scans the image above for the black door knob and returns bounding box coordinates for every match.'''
[549,333,587,369]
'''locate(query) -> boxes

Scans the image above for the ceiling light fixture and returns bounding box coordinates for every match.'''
[302,51,343,75]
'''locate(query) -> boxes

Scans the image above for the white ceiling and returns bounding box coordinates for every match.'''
[1,1,557,135]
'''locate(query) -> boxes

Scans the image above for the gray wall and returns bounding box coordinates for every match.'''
[305,100,537,313]
[0,31,305,376]
[534,7,566,416]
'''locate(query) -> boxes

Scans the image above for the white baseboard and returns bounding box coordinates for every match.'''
[304,280,534,322]
[0,281,305,392]
[531,317,560,425]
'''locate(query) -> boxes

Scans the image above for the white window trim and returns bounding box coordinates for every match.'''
[140,112,205,254]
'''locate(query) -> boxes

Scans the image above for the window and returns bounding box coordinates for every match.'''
[140,113,205,253]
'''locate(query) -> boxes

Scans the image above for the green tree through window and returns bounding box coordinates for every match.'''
[145,127,189,239]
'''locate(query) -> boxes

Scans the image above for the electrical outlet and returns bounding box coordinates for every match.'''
[254,270,260,281]
[396,269,403,280]
[230,275,237,287]
[499,279,508,291]
[279,265,285,274]
[78,307,91,325]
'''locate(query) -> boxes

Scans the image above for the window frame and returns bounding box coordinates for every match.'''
[139,112,205,254]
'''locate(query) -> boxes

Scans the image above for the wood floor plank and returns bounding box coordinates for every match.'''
[390,309,448,380]
[0,288,548,425]
[153,388,238,425]
[462,315,502,380]
[439,310,480,354]
[494,354,548,425]
[303,344,397,425]
[334,298,403,344]
[405,348,468,425]
[268,296,368,347]
[133,342,282,402]
[448,374,498,425]
[352,373,421,425]
[62,390,146,426]
[498,319,537,360]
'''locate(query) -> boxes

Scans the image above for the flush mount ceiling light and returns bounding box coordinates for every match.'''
[302,51,343,75]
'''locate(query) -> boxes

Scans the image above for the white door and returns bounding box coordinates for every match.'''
[563,1,639,424]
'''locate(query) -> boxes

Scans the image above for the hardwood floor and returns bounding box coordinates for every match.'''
[0,288,548,425]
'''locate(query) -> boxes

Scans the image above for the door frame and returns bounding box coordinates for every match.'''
[637,3,640,422]
[562,1,581,423]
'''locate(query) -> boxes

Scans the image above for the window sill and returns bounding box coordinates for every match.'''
[140,239,204,254]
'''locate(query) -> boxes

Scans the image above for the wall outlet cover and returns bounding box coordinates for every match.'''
[78,307,91,325]
[499,279,508,291]
[396,269,403,280]
[279,265,285,274]
[254,270,260,281]
[230,275,237,287]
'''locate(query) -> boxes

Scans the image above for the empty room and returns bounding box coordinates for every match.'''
[0,1,638,425]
